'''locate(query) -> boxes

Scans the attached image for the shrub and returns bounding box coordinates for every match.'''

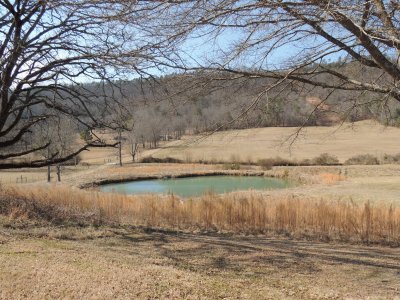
[258,159,274,170]
[312,153,339,165]
[140,156,183,164]
[345,154,379,165]
[381,153,400,164]
[258,157,296,169]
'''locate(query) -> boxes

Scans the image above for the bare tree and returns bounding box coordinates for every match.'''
[33,115,76,181]
[4,0,399,169]
[127,129,139,162]
[0,0,175,169]
[139,0,400,124]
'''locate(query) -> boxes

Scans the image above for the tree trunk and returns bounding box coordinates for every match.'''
[47,147,51,182]
[131,142,138,162]
[56,165,61,182]
[119,130,123,167]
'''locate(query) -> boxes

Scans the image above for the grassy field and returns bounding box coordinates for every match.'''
[2,121,400,298]
[144,120,400,163]
[1,120,399,185]
[16,120,396,167]
[2,183,400,244]
[0,165,94,185]
[1,223,399,299]
[1,183,400,299]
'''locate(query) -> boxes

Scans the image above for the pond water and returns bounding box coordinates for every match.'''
[100,176,291,197]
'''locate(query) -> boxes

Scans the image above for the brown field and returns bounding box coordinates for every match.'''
[1,224,400,299]
[2,184,400,244]
[12,119,395,168]
[144,120,400,163]
[2,121,400,298]
[1,183,400,299]
[1,120,399,185]
[0,165,94,185]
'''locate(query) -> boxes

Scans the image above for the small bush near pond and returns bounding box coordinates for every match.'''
[140,156,183,164]
[258,157,296,170]
[345,154,379,165]
[311,153,339,165]
[258,159,273,170]
[258,154,342,169]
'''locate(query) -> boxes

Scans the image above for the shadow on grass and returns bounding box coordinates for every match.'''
[2,221,399,276]
[110,229,400,276]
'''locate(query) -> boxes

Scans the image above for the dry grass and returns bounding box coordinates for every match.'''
[7,120,397,166]
[144,120,400,163]
[1,226,400,299]
[105,163,217,176]
[1,185,400,245]
[317,173,345,185]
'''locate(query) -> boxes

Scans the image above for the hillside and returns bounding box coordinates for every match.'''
[142,120,400,163]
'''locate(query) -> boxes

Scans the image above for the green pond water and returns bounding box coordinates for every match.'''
[100,176,291,197]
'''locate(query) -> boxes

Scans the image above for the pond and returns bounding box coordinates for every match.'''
[100,175,292,197]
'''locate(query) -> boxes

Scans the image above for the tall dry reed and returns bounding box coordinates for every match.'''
[1,186,399,245]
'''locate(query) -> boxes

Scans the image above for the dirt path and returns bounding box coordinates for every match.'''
[0,226,399,299]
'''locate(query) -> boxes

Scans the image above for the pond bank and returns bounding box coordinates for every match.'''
[68,163,340,189]
[79,169,273,189]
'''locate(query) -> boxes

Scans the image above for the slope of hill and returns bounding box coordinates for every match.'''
[143,120,400,163]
